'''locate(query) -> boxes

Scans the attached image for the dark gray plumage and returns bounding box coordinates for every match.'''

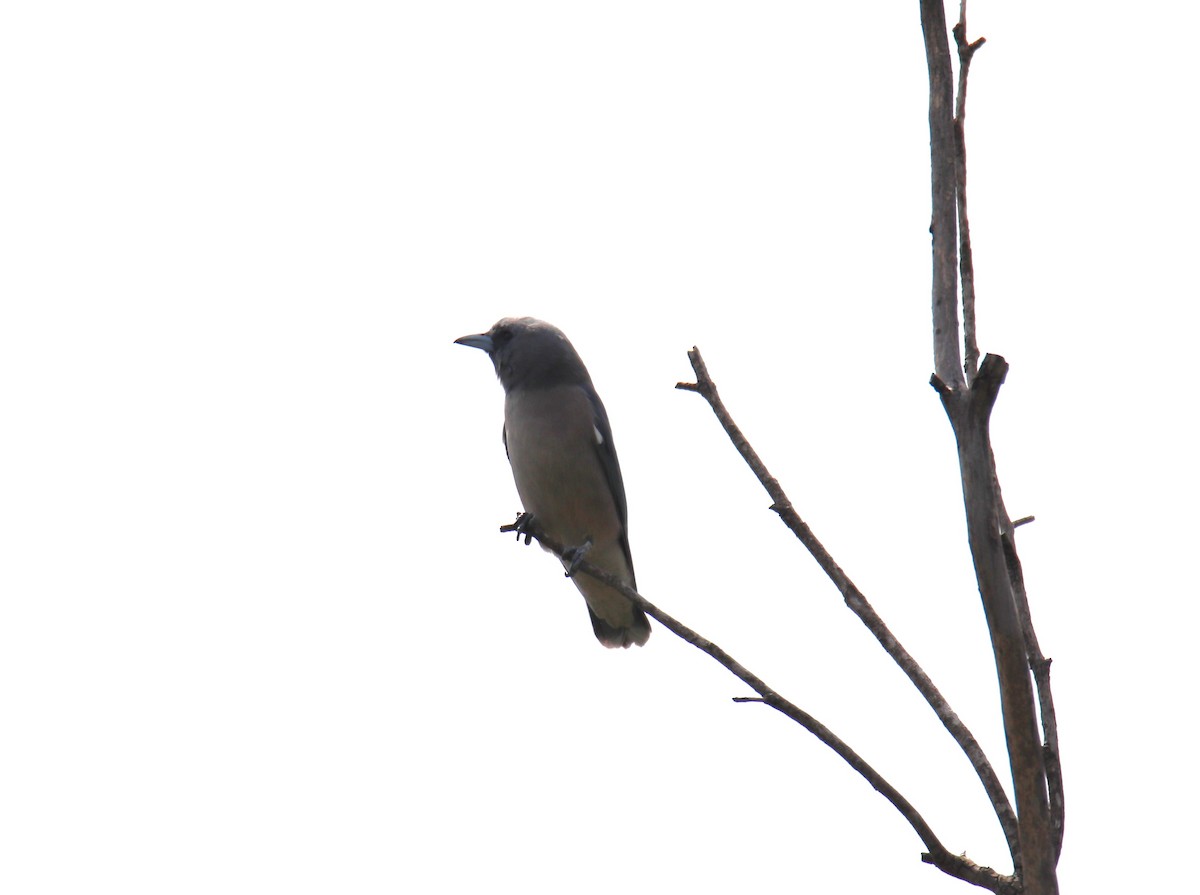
[455,317,651,648]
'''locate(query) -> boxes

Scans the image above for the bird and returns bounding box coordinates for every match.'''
[454,317,651,648]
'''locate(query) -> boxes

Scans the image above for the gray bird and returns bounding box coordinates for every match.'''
[455,317,651,648]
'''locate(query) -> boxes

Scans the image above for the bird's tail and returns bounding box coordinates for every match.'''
[586,601,651,649]
[566,540,649,648]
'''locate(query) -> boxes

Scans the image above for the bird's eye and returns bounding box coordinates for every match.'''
[491,327,514,348]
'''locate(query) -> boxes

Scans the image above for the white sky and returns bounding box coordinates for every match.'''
[2,2,1197,892]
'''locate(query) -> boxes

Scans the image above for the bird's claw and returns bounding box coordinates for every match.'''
[562,538,593,578]
[499,512,536,545]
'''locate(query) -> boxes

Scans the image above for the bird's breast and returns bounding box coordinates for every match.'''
[503,385,620,547]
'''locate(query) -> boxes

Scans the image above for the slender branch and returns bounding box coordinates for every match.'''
[500,518,1015,894]
[996,489,1065,860]
[953,2,986,382]
[921,0,964,389]
[678,348,1020,868]
[1004,537,1064,862]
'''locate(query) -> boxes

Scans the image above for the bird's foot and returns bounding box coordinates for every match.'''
[562,538,593,578]
[500,512,536,545]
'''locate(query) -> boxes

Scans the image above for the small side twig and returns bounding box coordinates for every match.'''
[678,347,1020,870]
[503,519,1014,894]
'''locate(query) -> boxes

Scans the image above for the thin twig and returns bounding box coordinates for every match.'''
[677,348,1020,869]
[953,2,986,382]
[501,518,1015,894]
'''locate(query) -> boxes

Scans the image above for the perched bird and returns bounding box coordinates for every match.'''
[455,317,651,648]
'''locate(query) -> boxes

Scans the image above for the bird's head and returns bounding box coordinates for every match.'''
[455,317,591,392]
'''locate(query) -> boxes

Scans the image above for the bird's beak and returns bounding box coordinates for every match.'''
[454,332,494,353]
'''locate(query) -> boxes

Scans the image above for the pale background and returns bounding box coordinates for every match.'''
[2,2,1196,892]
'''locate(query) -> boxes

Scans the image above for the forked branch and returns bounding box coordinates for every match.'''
[922,1,1062,891]
[678,348,1019,869]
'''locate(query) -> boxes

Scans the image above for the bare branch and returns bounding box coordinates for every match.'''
[501,518,1015,894]
[996,492,1064,859]
[1005,536,1064,861]
[923,850,1020,895]
[925,3,1062,891]
[933,356,1059,894]
[677,347,1020,867]
[921,0,964,388]
[953,3,986,382]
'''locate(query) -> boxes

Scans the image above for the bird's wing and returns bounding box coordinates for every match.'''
[585,386,636,586]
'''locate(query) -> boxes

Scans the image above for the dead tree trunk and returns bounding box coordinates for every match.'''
[920,3,1062,893]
